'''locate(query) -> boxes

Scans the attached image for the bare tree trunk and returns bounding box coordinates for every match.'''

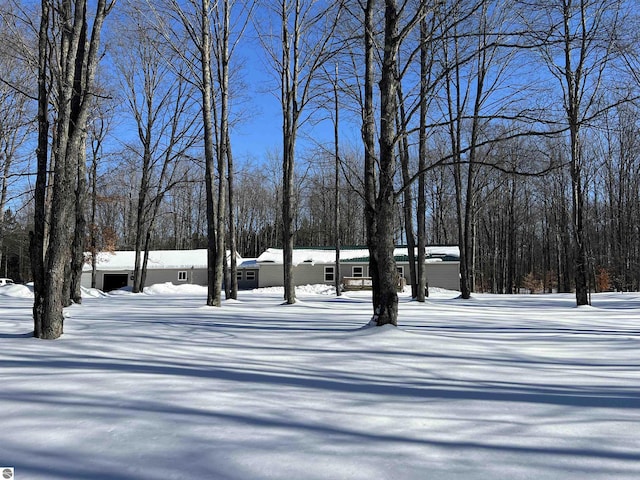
[262,0,341,304]
[570,124,589,305]
[362,0,379,318]
[370,0,404,326]
[89,124,100,289]
[532,0,625,305]
[227,131,238,299]
[445,21,472,299]
[214,0,229,303]
[132,175,147,293]
[70,132,88,303]
[201,0,222,306]
[32,0,113,339]
[362,0,424,325]
[0,159,8,274]
[397,81,417,298]
[31,0,51,338]
[141,231,151,289]
[280,0,297,305]
[563,1,590,306]
[416,13,431,302]
[333,63,341,297]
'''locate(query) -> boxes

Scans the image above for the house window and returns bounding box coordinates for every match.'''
[324,266,335,282]
[237,271,243,281]
[396,266,404,278]
[352,266,364,277]
[246,271,256,281]
[178,271,188,282]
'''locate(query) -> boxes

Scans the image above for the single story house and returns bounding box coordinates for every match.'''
[255,246,460,291]
[83,246,459,292]
[81,249,258,291]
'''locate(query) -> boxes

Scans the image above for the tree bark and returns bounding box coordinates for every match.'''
[227,131,238,299]
[200,0,222,306]
[362,0,379,320]
[397,84,417,299]
[370,0,403,326]
[416,14,430,302]
[31,0,51,338]
[70,131,88,303]
[333,63,341,297]
[32,0,112,339]
[280,0,297,305]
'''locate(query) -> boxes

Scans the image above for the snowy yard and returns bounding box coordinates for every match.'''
[1,284,639,479]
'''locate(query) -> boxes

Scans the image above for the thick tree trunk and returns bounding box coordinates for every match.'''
[33,0,110,339]
[35,0,78,338]
[370,0,402,327]
[363,0,379,320]
[31,0,51,338]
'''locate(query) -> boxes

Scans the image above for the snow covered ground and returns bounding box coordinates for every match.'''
[1,284,639,479]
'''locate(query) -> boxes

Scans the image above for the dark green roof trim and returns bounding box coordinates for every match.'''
[296,244,458,250]
[340,254,459,263]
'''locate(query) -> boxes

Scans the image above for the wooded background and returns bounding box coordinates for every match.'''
[1,0,639,298]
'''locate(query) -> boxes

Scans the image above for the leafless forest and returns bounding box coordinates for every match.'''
[1,0,639,335]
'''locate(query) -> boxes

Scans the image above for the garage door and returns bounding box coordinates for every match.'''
[103,273,128,292]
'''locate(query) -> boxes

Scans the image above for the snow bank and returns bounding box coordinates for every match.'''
[0,282,458,301]
[1,290,640,479]
[253,284,337,296]
[143,282,208,296]
[0,283,34,298]
[0,284,109,299]
[81,286,109,298]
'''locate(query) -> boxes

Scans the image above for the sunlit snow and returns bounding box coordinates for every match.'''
[1,284,639,479]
